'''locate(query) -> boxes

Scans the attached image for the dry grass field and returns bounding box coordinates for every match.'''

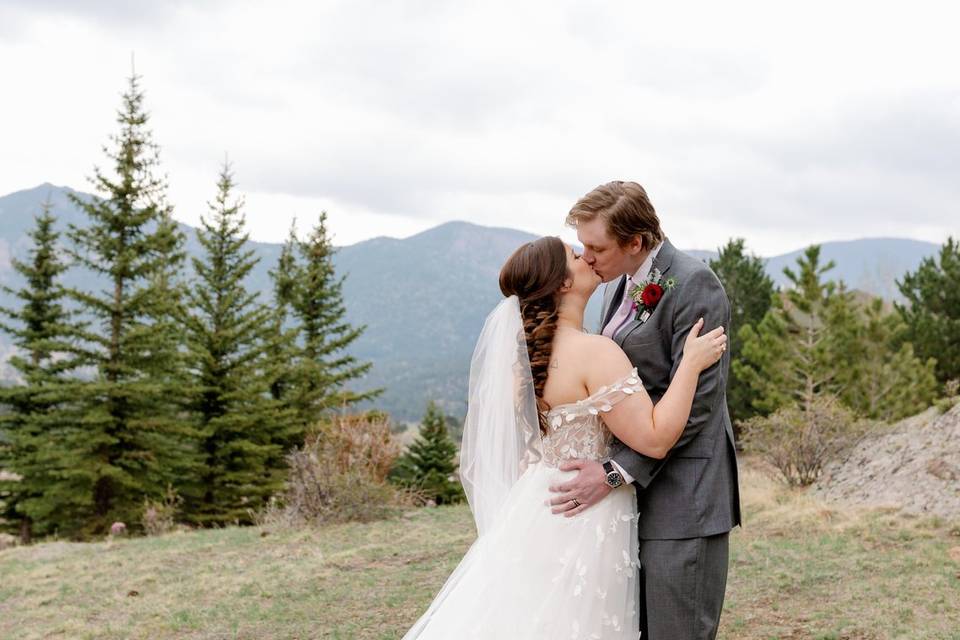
[2,461,959,639]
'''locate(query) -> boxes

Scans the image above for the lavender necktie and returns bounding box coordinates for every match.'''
[602,278,636,339]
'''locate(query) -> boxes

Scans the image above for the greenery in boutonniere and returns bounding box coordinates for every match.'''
[628,268,677,322]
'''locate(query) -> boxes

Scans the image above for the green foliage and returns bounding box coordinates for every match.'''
[61,72,194,536]
[0,201,86,541]
[273,213,377,431]
[737,245,938,428]
[834,299,938,422]
[264,223,300,407]
[896,237,960,385]
[391,401,464,505]
[736,245,843,416]
[710,238,776,425]
[178,163,289,526]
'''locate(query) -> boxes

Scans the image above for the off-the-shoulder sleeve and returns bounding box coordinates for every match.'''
[548,368,643,428]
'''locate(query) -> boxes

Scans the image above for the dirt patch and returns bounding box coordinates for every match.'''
[815,403,960,519]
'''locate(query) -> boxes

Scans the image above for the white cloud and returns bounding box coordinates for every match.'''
[0,0,958,253]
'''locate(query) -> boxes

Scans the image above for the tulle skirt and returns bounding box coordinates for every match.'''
[403,462,640,639]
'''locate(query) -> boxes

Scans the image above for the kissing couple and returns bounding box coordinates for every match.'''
[402,181,742,640]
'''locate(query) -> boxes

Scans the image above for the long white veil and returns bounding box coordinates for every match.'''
[459,295,542,535]
[402,295,542,639]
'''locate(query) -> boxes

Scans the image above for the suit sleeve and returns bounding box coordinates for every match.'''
[610,267,731,489]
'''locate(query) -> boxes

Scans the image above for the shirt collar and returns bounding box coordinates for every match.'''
[627,241,664,285]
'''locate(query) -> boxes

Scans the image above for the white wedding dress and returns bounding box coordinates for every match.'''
[403,361,644,640]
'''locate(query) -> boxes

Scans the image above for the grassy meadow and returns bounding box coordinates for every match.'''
[2,461,959,639]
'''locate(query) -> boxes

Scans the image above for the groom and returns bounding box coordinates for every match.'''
[549,181,741,640]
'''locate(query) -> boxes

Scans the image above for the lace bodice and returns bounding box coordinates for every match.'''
[541,368,644,466]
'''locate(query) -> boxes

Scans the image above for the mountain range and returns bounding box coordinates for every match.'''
[0,184,944,421]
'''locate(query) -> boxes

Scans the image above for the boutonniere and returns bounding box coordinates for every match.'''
[628,269,677,323]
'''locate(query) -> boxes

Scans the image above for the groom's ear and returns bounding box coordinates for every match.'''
[626,235,645,256]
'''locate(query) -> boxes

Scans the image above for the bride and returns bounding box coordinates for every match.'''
[402,236,726,639]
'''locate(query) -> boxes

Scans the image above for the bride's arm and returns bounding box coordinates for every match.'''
[585,319,725,459]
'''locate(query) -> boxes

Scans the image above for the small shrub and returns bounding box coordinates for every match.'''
[259,412,415,527]
[936,379,960,412]
[141,484,183,536]
[740,395,874,487]
[390,401,465,505]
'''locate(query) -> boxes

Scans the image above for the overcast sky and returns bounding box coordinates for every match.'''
[1,0,957,254]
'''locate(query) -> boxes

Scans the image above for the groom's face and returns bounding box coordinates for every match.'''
[575,218,641,283]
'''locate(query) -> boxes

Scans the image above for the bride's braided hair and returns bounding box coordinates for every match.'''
[499,237,570,434]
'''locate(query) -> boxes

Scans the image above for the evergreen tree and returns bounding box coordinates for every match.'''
[0,201,85,541]
[836,299,938,421]
[260,223,304,462]
[285,213,377,427]
[392,401,464,504]
[896,237,960,386]
[63,71,193,535]
[264,225,300,402]
[735,245,845,415]
[709,238,776,425]
[738,245,939,424]
[179,163,286,525]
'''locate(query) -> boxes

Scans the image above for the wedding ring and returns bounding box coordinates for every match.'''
[571,499,581,507]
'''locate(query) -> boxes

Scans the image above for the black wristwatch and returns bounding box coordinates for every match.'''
[602,460,624,488]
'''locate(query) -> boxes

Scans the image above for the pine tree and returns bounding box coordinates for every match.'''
[896,237,960,386]
[285,212,377,427]
[261,224,304,460]
[178,162,287,525]
[836,298,938,421]
[0,201,86,541]
[738,245,939,424]
[709,238,776,425]
[265,225,300,403]
[63,71,193,535]
[735,246,845,415]
[393,401,464,504]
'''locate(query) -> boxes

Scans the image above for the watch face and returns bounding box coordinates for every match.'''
[607,472,623,487]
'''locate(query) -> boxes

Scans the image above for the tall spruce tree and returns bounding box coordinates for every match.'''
[393,401,464,504]
[179,163,286,525]
[64,72,192,535]
[735,246,847,415]
[285,213,376,427]
[896,237,960,386]
[709,238,776,426]
[0,202,85,541]
[264,224,300,406]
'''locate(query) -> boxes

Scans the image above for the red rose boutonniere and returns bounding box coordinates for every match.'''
[628,269,677,324]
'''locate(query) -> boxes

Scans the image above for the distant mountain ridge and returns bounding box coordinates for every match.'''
[0,184,943,420]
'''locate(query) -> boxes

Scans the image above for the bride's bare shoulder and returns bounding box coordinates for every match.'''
[564,332,626,362]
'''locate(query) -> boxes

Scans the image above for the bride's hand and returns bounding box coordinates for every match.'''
[683,318,727,371]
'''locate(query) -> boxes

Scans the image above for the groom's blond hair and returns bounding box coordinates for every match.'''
[566,181,664,250]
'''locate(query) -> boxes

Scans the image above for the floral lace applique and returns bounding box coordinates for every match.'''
[541,369,643,466]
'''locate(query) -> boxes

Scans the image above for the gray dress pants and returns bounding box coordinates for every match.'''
[638,532,730,640]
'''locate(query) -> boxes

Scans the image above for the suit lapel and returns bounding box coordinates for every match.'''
[613,239,678,346]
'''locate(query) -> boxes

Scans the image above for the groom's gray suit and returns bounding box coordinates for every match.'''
[602,239,741,640]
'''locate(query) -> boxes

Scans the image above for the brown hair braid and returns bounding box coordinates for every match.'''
[498,237,569,433]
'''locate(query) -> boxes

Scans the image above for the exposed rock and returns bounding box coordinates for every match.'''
[814,402,960,518]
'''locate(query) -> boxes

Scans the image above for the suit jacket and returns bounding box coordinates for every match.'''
[603,239,741,540]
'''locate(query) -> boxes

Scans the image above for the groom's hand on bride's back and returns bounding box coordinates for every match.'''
[547,459,611,517]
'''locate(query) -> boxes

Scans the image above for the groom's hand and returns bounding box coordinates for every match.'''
[548,459,612,517]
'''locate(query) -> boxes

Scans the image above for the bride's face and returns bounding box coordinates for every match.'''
[562,243,602,297]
